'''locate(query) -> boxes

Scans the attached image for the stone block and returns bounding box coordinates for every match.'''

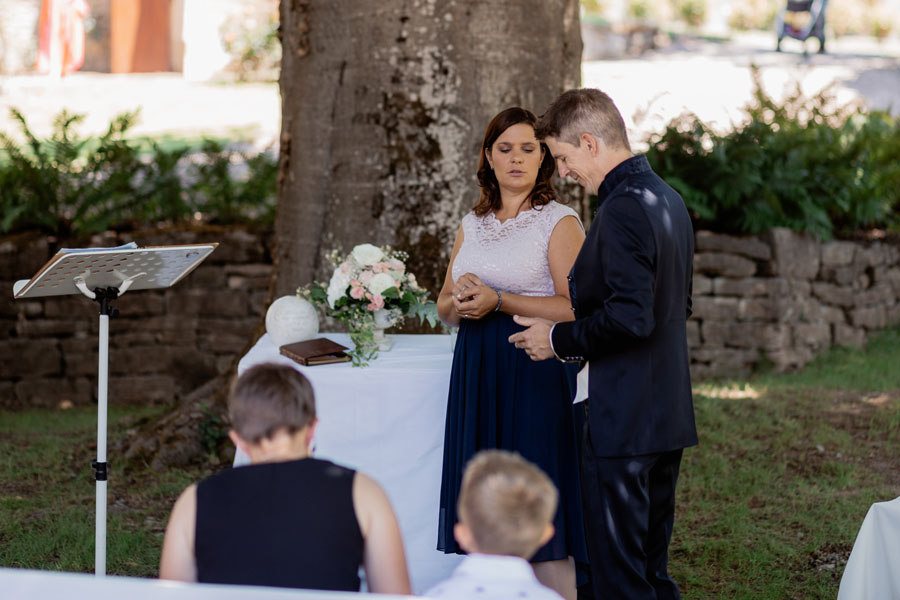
[833,323,866,349]
[822,265,862,287]
[692,274,713,295]
[14,376,93,409]
[109,375,176,405]
[850,305,887,330]
[820,241,856,267]
[730,322,791,350]
[768,346,814,372]
[0,339,62,378]
[713,277,770,297]
[854,283,895,308]
[855,242,888,268]
[43,296,98,319]
[248,291,269,317]
[111,332,158,347]
[15,318,91,337]
[700,320,729,347]
[207,229,267,265]
[199,332,254,354]
[225,264,273,278]
[695,231,771,261]
[117,292,166,316]
[694,253,756,278]
[811,282,856,308]
[198,317,261,343]
[690,347,759,376]
[0,380,15,409]
[0,289,20,318]
[737,297,774,321]
[887,304,900,327]
[764,227,820,280]
[216,355,236,373]
[692,296,739,321]
[793,322,831,351]
[169,347,219,391]
[110,346,179,375]
[185,265,227,289]
[0,234,49,281]
[60,337,99,377]
[168,288,248,317]
[687,320,700,348]
[689,363,718,381]
[876,267,900,297]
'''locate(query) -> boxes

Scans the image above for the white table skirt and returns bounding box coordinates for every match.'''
[237,333,462,593]
[838,495,900,599]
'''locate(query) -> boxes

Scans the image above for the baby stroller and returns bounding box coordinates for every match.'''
[775,0,828,54]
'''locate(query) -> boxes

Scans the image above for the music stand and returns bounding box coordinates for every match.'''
[12,242,218,576]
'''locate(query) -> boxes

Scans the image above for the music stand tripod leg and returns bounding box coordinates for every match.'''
[91,288,118,577]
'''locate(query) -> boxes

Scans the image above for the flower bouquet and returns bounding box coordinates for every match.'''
[299,243,438,366]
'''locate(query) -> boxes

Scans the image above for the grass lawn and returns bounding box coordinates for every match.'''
[672,326,900,598]
[1,327,898,597]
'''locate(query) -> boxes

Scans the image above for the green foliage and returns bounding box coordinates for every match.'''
[674,0,707,27]
[0,109,278,237]
[646,68,900,239]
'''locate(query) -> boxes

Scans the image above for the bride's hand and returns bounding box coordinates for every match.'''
[453,279,498,321]
[451,273,484,302]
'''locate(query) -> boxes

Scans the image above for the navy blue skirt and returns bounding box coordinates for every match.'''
[437,312,588,564]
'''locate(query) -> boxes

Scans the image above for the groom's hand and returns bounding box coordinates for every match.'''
[508,315,555,361]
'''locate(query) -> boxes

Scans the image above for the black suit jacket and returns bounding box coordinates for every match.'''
[552,155,698,457]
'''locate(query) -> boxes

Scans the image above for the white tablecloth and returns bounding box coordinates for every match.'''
[838,495,900,599]
[0,567,408,600]
[237,333,462,594]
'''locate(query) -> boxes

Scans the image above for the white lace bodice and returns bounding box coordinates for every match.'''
[451,201,582,297]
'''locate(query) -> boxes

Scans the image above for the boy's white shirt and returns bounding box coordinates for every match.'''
[424,554,564,600]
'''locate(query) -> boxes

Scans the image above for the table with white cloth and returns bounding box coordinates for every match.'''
[237,333,463,594]
[837,495,900,599]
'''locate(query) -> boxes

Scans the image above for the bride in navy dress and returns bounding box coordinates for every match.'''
[436,107,588,599]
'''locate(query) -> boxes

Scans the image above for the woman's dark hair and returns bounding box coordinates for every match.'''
[472,107,560,217]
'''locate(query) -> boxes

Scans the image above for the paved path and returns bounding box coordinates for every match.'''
[582,31,900,148]
[0,31,897,150]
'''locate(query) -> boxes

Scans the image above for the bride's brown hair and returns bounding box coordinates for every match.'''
[472,107,560,217]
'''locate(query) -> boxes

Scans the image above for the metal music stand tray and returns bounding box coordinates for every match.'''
[12,242,218,576]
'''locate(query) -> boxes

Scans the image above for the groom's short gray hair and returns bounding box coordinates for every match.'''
[536,88,630,152]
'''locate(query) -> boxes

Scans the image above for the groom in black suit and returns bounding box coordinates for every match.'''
[509,89,697,600]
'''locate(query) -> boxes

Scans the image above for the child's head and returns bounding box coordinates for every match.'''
[455,450,558,559]
[228,363,316,444]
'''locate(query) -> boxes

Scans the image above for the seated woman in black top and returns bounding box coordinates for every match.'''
[159,363,411,594]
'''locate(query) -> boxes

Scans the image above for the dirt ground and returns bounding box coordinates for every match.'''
[0,31,897,150]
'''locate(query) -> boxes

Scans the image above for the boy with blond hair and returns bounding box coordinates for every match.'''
[426,450,563,599]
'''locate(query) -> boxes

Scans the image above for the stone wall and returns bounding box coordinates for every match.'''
[0,226,272,409]
[2,226,899,410]
[689,228,900,378]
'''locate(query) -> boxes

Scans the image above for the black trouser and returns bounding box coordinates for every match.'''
[579,421,684,600]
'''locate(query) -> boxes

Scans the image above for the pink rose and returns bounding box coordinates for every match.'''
[367,294,385,311]
[388,259,405,273]
[339,261,352,274]
[350,285,366,300]
[349,278,361,287]
[359,271,374,285]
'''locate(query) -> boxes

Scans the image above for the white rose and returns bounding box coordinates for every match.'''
[367,272,396,296]
[350,243,384,266]
[326,268,352,308]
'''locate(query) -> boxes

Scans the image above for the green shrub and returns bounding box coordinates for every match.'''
[0,109,277,237]
[645,68,900,239]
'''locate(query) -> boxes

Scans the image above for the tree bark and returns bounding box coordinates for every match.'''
[275,0,583,297]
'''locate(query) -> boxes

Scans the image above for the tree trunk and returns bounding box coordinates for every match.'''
[122,0,582,469]
[275,0,583,298]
